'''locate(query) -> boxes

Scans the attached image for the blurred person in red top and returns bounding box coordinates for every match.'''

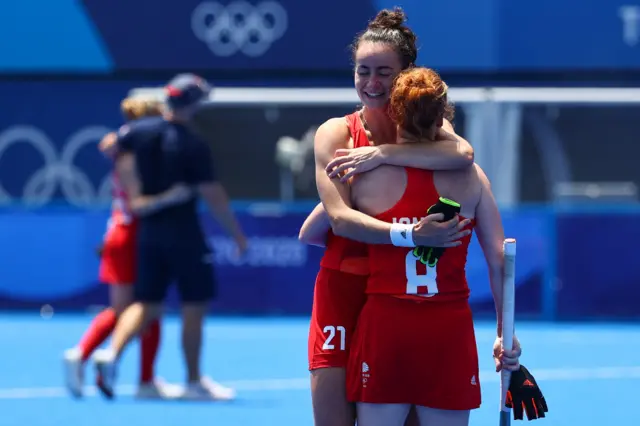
[344,67,521,426]
[300,8,476,426]
[63,98,190,399]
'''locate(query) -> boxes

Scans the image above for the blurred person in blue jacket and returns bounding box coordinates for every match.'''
[64,97,189,400]
[93,74,247,401]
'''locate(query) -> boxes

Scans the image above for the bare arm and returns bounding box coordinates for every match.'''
[298,202,331,247]
[199,182,247,250]
[114,153,143,209]
[114,153,191,216]
[316,118,470,246]
[98,132,119,159]
[379,119,474,169]
[473,165,506,335]
[315,118,401,244]
[326,119,473,181]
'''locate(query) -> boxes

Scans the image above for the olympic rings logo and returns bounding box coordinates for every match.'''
[0,125,114,206]
[191,1,288,57]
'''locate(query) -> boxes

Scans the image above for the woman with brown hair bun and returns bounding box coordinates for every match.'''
[302,7,477,426]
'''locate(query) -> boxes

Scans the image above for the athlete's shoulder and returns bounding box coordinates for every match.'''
[472,163,491,188]
[315,117,350,149]
[314,117,351,166]
[446,162,484,185]
[132,116,165,132]
[471,163,498,214]
[317,116,349,136]
[459,163,485,205]
[118,116,164,137]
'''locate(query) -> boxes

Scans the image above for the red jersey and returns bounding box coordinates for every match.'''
[366,168,474,301]
[109,172,135,226]
[319,112,370,275]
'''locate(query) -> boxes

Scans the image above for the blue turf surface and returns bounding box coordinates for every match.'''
[0,313,638,426]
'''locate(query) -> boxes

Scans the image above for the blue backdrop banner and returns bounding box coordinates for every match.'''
[555,209,640,320]
[81,0,374,72]
[0,204,637,319]
[0,205,547,317]
[0,81,163,206]
[2,0,638,73]
[84,0,640,71]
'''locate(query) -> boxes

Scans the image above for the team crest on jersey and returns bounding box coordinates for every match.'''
[361,362,370,387]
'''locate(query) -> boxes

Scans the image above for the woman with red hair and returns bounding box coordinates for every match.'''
[345,67,521,426]
[301,8,478,426]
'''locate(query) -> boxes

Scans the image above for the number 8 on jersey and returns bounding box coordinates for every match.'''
[405,250,439,297]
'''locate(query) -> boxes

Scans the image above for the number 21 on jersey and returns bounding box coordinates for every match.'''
[322,325,346,351]
[405,250,439,297]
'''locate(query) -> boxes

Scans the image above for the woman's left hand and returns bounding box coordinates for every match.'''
[326,146,384,182]
[493,334,522,372]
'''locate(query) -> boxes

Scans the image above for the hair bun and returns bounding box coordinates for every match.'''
[368,7,407,31]
[352,7,418,70]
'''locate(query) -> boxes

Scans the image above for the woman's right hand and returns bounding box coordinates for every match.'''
[98,132,119,158]
[412,213,471,247]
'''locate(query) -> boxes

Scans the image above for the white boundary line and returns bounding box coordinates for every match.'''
[0,366,638,400]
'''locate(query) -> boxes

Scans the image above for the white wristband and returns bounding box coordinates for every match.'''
[390,223,415,247]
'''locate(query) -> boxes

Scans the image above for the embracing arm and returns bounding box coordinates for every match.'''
[115,153,189,217]
[326,119,473,181]
[473,165,506,335]
[98,132,119,159]
[315,118,401,244]
[377,119,473,169]
[316,118,470,246]
[298,202,331,247]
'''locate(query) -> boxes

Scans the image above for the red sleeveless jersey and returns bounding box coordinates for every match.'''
[109,172,136,226]
[319,112,369,275]
[366,168,474,301]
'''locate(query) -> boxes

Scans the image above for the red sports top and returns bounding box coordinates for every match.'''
[366,167,475,301]
[109,172,135,226]
[319,112,370,275]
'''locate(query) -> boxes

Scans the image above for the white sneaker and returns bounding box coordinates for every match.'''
[63,348,84,398]
[135,378,183,400]
[180,377,236,401]
[93,349,117,399]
